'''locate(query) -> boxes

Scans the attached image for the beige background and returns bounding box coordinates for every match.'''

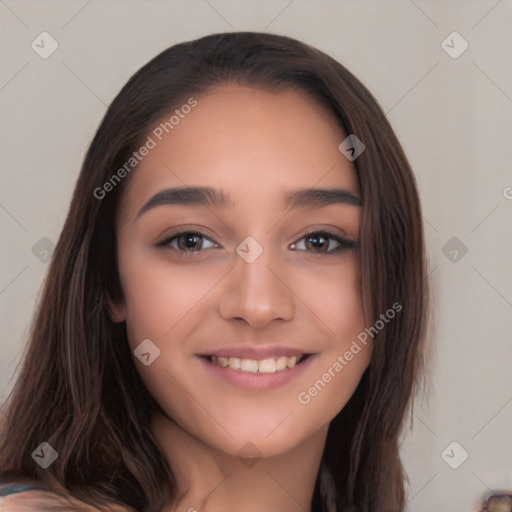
[1,1,511,510]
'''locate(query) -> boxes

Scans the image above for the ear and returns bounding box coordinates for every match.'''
[106,294,126,323]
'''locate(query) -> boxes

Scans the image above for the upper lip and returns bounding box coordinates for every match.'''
[197,345,312,359]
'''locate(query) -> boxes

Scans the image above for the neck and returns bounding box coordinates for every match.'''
[150,410,330,512]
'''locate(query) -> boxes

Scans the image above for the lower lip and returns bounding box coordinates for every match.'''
[197,355,316,391]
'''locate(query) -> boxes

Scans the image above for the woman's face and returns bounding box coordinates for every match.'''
[112,84,372,458]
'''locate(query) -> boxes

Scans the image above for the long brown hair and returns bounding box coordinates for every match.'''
[0,32,429,512]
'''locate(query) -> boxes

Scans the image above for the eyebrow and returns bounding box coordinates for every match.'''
[135,186,361,220]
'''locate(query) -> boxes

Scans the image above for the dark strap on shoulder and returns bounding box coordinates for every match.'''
[0,483,46,496]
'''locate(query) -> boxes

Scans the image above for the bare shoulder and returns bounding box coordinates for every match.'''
[0,489,132,511]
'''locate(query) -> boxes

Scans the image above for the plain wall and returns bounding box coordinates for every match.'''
[1,1,511,510]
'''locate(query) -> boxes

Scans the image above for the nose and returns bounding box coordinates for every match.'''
[218,245,296,329]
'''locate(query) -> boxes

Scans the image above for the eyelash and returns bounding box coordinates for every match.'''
[155,229,357,256]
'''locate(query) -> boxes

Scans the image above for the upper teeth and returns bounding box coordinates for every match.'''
[211,355,304,373]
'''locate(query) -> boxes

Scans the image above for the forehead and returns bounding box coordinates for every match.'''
[121,84,359,217]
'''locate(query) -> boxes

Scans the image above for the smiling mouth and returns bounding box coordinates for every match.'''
[200,354,311,373]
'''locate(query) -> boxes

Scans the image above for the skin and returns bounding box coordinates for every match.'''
[110,84,372,512]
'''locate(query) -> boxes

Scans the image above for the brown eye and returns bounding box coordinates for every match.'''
[156,231,217,253]
[304,233,330,253]
[176,233,203,252]
[291,231,356,254]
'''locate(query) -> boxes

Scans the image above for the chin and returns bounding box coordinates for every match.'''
[206,416,317,460]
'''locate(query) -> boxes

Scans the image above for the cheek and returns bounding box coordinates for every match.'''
[292,259,370,415]
[117,256,223,441]
[119,254,221,348]
[295,349,370,431]
[294,256,365,340]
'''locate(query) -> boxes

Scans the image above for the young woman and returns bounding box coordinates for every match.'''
[0,32,429,512]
